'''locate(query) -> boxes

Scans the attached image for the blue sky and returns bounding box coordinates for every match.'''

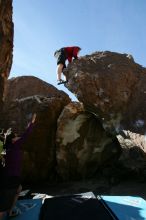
[11,0,146,100]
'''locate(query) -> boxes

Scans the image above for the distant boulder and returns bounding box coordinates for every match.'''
[5,75,67,102]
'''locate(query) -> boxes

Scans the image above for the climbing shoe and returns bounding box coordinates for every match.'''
[57,79,68,85]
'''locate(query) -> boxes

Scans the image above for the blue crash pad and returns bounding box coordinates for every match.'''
[13,198,42,220]
[101,196,146,220]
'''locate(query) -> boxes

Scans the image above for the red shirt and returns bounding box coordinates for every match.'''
[64,47,80,63]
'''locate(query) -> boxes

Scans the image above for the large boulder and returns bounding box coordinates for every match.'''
[0,0,13,105]
[56,102,121,181]
[64,51,146,135]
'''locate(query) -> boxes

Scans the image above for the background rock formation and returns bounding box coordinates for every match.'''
[0,0,13,105]
[5,76,68,102]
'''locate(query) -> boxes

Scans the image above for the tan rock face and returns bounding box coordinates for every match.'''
[64,51,146,135]
[117,130,146,175]
[0,0,13,104]
[56,102,121,181]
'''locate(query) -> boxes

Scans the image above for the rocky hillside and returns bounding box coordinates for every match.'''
[5,76,68,102]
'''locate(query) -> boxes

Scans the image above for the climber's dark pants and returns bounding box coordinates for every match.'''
[54,48,66,68]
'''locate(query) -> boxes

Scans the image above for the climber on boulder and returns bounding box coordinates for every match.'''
[54,46,81,85]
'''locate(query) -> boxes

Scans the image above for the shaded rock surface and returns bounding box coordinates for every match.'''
[64,51,146,135]
[56,102,121,180]
[0,0,13,105]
